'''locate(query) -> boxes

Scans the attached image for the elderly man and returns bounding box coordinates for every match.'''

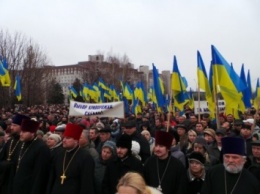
[201,137,260,194]
[144,131,188,194]
[47,123,95,194]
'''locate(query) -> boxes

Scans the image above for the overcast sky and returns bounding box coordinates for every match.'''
[1,0,259,90]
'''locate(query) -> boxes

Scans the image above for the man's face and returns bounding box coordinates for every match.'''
[20,131,34,142]
[79,134,88,147]
[99,132,110,142]
[154,144,168,159]
[193,143,205,154]
[189,160,204,174]
[123,127,136,135]
[195,124,204,132]
[215,134,224,143]
[155,119,161,126]
[190,116,197,123]
[89,129,98,140]
[223,154,245,173]
[177,127,186,136]
[10,123,21,135]
[116,147,128,159]
[204,134,214,144]
[101,147,113,161]
[240,128,251,137]
[63,137,78,149]
[252,145,260,159]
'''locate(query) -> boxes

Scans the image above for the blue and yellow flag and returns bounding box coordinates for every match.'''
[253,78,260,109]
[69,86,78,98]
[0,58,11,87]
[211,45,246,117]
[197,51,215,117]
[240,64,251,109]
[152,63,165,108]
[14,75,22,101]
[171,56,189,111]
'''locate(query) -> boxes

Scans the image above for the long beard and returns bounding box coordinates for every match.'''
[223,162,244,174]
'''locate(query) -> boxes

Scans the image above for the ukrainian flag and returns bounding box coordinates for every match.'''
[0,58,11,87]
[152,63,165,108]
[14,75,22,101]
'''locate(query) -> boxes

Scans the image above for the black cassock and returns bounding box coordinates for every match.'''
[47,146,95,194]
[12,138,51,194]
[0,135,21,194]
[144,155,188,194]
[201,164,260,194]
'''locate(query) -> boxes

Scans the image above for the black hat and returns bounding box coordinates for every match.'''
[194,137,208,150]
[216,128,226,136]
[0,121,7,131]
[12,114,30,126]
[123,120,136,128]
[251,140,260,146]
[222,137,245,156]
[116,134,132,150]
[175,124,187,131]
[169,130,180,143]
[99,125,111,133]
[188,152,206,165]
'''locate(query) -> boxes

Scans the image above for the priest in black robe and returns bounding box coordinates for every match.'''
[201,136,260,194]
[144,130,188,194]
[47,123,95,194]
[12,118,51,194]
[0,114,30,194]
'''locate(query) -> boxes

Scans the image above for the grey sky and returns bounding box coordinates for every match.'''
[1,0,259,90]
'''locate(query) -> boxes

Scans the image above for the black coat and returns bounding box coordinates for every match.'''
[47,146,95,194]
[201,164,260,194]
[102,155,144,194]
[12,138,51,194]
[144,155,188,194]
[0,135,21,194]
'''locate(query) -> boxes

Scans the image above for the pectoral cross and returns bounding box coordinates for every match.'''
[60,173,66,184]
[157,185,162,191]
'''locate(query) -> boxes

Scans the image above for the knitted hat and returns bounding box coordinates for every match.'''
[49,134,61,143]
[55,124,66,132]
[155,131,173,149]
[194,137,208,150]
[63,123,83,140]
[221,137,245,156]
[102,140,116,156]
[204,128,216,139]
[12,114,30,126]
[116,134,132,150]
[21,119,40,133]
[188,151,206,165]
[131,140,140,155]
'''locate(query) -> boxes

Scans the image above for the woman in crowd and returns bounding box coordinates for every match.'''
[117,172,162,194]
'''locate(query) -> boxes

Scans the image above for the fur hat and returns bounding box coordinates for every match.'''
[204,128,216,139]
[63,123,83,140]
[155,131,173,149]
[102,140,116,156]
[116,134,132,150]
[188,151,206,165]
[221,137,245,156]
[12,114,30,126]
[48,134,61,143]
[21,119,40,133]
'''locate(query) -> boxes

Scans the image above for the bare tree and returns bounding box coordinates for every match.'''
[0,30,51,107]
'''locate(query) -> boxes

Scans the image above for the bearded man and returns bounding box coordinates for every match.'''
[201,137,260,194]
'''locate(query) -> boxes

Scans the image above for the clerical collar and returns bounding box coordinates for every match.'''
[188,169,205,181]
[66,145,79,153]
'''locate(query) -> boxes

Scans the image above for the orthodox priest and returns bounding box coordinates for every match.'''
[144,131,188,194]
[201,136,260,194]
[47,123,95,194]
[0,114,30,194]
[12,118,51,194]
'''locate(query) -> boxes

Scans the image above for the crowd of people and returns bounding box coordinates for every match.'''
[0,104,260,194]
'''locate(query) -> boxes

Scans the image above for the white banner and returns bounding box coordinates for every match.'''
[194,100,226,114]
[69,101,124,118]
